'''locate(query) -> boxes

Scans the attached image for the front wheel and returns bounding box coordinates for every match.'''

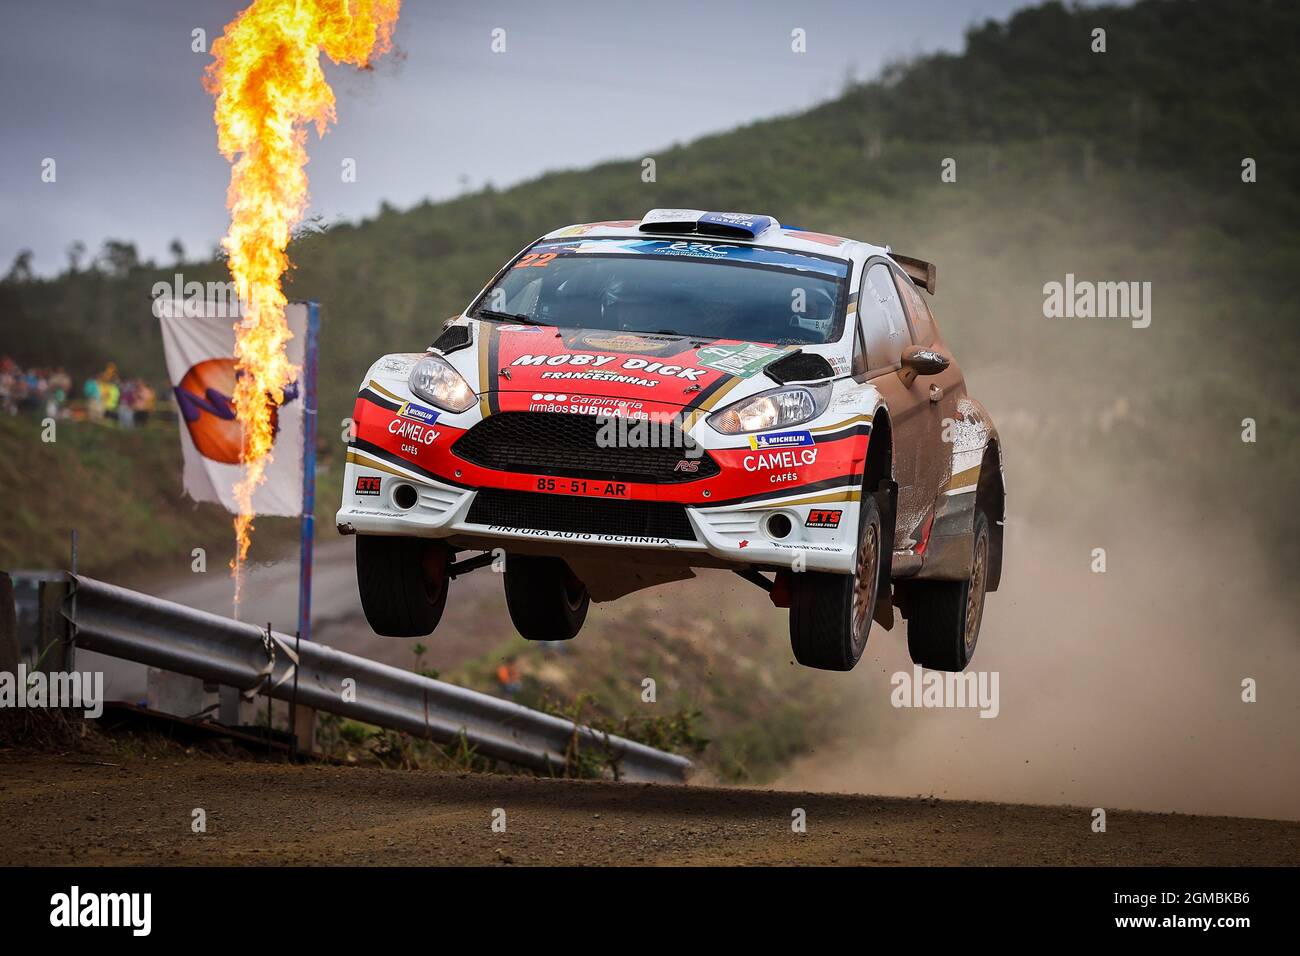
[503,555,590,641]
[356,535,450,637]
[900,508,990,671]
[788,496,883,671]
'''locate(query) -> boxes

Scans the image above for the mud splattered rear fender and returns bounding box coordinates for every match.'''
[919,397,1005,584]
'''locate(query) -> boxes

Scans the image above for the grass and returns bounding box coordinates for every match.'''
[0,413,341,577]
[443,580,861,784]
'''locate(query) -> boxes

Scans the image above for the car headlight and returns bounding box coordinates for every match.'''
[407,354,477,413]
[707,383,831,435]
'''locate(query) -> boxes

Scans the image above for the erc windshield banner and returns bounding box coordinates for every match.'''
[531,238,850,278]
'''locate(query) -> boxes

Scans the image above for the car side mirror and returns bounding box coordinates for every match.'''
[898,345,950,386]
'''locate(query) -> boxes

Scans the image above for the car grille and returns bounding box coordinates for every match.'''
[466,488,697,542]
[452,412,718,484]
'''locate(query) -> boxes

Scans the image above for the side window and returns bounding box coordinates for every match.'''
[851,320,868,375]
[858,262,910,371]
[893,269,936,346]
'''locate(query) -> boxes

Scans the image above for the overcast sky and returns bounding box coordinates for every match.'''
[0,0,1034,276]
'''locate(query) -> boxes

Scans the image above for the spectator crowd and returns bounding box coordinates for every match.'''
[1,356,157,425]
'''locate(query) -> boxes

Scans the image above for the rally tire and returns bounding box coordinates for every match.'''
[356,535,450,637]
[903,509,991,672]
[789,496,883,671]
[503,555,590,641]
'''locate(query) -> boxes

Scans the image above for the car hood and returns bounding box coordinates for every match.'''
[470,320,801,414]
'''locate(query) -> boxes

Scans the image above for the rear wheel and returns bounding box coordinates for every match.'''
[789,496,883,671]
[902,509,990,671]
[356,535,450,637]
[503,555,590,641]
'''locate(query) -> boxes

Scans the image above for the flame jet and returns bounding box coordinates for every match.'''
[204,0,400,597]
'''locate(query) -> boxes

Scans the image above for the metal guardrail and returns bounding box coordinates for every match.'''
[64,574,691,783]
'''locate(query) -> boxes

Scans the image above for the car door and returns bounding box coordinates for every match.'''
[855,259,933,539]
[892,267,966,501]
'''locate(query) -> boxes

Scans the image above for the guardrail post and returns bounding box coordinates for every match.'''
[35,579,70,675]
[0,573,19,676]
[218,684,241,726]
[288,630,313,755]
[147,668,206,717]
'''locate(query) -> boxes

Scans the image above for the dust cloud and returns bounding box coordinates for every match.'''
[772,188,1300,821]
[776,475,1300,821]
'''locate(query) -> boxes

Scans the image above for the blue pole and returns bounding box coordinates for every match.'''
[297,301,320,645]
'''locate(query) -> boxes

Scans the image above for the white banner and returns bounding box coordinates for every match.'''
[156,299,305,517]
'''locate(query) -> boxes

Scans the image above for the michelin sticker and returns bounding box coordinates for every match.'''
[750,430,813,449]
[397,400,440,425]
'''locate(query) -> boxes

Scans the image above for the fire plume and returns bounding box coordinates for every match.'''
[204,0,400,595]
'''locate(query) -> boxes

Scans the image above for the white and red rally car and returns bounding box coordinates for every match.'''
[338,209,1005,672]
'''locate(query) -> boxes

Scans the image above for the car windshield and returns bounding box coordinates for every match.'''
[474,237,849,346]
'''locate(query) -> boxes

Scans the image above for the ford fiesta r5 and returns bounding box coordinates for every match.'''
[337,209,1006,672]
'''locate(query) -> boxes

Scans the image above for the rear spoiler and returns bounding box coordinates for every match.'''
[891,253,937,295]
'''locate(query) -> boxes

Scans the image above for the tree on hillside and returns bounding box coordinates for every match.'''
[65,240,86,274]
[97,239,139,277]
[169,238,185,266]
[4,250,33,283]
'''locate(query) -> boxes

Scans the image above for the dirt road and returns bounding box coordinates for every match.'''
[3,754,1296,866]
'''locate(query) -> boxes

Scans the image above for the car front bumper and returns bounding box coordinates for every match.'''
[336,462,861,574]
